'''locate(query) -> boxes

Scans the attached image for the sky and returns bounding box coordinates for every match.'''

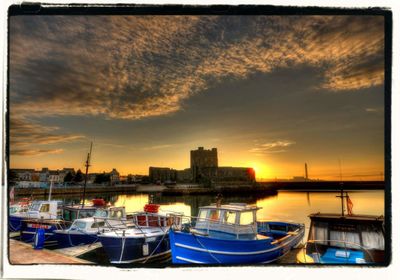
[9,15,385,180]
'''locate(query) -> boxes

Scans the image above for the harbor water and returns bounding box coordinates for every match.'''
[16,189,385,265]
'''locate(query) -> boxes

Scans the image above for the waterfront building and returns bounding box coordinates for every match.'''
[109,168,120,185]
[39,168,49,182]
[11,169,36,181]
[190,147,218,183]
[176,168,192,183]
[149,167,177,183]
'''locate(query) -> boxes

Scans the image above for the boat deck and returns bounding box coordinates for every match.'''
[8,239,93,264]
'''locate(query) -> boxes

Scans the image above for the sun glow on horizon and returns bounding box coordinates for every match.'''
[246,162,271,181]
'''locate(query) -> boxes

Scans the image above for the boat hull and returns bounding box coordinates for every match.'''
[169,229,304,264]
[54,231,99,248]
[98,234,170,264]
[20,220,68,248]
[9,216,24,232]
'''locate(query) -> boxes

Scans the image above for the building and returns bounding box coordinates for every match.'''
[190,147,218,183]
[149,167,177,183]
[109,168,120,185]
[11,169,36,181]
[176,168,192,183]
[39,168,49,182]
[217,167,256,182]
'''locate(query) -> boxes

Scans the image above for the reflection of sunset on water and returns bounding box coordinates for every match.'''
[256,191,384,230]
[110,194,191,216]
[159,203,191,217]
[112,194,148,212]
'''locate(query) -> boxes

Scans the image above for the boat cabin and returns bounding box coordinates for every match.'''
[194,203,260,239]
[62,205,98,222]
[306,213,385,263]
[25,200,63,219]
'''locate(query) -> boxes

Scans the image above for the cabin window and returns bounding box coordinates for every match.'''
[360,226,384,250]
[95,209,108,218]
[329,230,360,249]
[209,209,220,221]
[198,210,208,222]
[239,211,254,225]
[30,203,41,211]
[40,204,50,212]
[310,222,328,244]
[91,221,105,228]
[222,211,237,224]
[111,210,123,219]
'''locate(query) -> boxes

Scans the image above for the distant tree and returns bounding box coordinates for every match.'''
[64,171,74,183]
[73,169,84,183]
[94,173,110,184]
[8,170,18,186]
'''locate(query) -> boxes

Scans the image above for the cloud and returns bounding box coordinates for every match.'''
[9,117,85,153]
[9,15,384,126]
[249,140,296,154]
[143,144,173,151]
[11,148,64,156]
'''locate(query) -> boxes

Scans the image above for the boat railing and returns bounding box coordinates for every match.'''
[304,239,375,263]
[174,214,257,238]
[94,211,184,237]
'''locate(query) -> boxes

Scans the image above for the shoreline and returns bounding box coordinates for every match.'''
[12,181,385,197]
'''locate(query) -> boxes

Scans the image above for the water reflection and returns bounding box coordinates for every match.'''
[45,190,384,226]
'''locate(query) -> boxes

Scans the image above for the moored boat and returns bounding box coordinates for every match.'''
[98,205,183,264]
[9,200,63,232]
[54,206,132,248]
[19,204,98,247]
[296,191,385,264]
[169,202,305,264]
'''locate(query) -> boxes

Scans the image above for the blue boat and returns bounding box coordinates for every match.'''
[9,200,63,232]
[19,204,98,247]
[169,203,305,264]
[54,206,131,248]
[296,192,385,264]
[98,205,183,264]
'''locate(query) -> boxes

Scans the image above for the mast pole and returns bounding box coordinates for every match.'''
[81,142,92,208]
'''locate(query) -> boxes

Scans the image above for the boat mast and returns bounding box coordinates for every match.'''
[81,142,93,208]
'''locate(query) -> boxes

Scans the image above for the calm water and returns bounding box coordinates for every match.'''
[48,189,385,236]
[20,189,385,265]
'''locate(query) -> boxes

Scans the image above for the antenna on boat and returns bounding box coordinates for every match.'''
[336,159,345,216]
[81,142,93,208]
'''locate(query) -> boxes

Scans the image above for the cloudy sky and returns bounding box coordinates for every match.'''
[9,15,385,180]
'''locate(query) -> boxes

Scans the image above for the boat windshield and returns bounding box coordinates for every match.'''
[222,211,237,224]
[239,211,254,225]
[72,221,87,230]
[95,209,108,218]
[29,202,42,212]
[9,205,20,214]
